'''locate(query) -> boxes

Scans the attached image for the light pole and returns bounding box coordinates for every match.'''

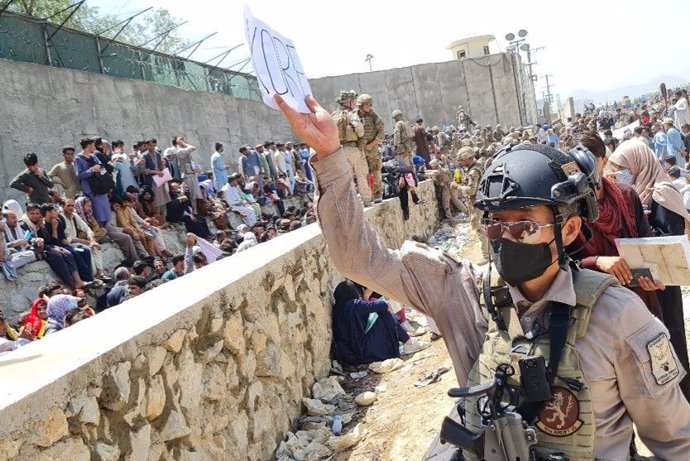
[365,53,374,72]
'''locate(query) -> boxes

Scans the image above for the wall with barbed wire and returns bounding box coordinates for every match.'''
[0,11,260,100]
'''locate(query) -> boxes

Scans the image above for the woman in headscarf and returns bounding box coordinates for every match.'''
[19,298,48,340]
[607,138,690,401]
[44,294,80,335]
[330,280,426,367]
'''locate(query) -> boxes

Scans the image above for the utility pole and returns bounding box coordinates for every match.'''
[542,74,554,118]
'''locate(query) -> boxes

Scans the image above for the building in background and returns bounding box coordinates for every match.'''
[447,35,496,60]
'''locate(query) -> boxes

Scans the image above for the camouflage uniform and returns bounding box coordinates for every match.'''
[357,94,386,200]
[428,160,465,219]
[332,90,372,206]
[392,110,414,164]
[457,147,488,261]
[456,105,475,131]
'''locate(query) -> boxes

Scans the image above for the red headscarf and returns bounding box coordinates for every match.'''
[21,298,47,339]
[592,177,638,243]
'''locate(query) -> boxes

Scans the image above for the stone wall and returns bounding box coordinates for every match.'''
[310,53,538,133]
[0,181,440,460]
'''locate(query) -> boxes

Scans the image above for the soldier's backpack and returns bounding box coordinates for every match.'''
[406,122,416,140]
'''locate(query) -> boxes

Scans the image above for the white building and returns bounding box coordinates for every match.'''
[448,35,496,60]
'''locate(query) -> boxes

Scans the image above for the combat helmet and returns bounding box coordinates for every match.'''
[475,144,599,268]
[391,110,403,119]
[356,94,373,106]
[335,90,358,104]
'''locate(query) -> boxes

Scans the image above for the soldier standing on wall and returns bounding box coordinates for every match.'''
[425,158,465,220]
[331,90,372,207]
[356,94,386,203]
[457,146,488,262]
[392,109,415,166]
[456,105,476,132]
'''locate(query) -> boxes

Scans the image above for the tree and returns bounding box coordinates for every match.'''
[10,1,189,54]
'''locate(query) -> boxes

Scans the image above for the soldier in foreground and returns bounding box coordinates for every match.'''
[356,94,386,203]
[275,93,690,460]
[331,90,372,207]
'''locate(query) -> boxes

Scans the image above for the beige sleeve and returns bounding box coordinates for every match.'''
[611,291,690,457]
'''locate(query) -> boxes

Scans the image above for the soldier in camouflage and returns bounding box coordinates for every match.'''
[425,158,466,220]
[392,109,415,165]
[457,146,489,262]
[356,94,386,203]
[331,90,372,206]
[455,105,476,132]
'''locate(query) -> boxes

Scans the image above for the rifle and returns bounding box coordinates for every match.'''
[439,364,568,461]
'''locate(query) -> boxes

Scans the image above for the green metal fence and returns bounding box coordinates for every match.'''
[0,12,261,101]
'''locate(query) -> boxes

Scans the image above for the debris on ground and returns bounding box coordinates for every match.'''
[368,358,403,374]
[354,391,377,407]
[414,365,452,387]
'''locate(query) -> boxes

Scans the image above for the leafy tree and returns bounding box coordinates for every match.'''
[9,1,189,54]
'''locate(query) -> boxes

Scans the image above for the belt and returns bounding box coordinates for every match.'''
[341,141,357,146]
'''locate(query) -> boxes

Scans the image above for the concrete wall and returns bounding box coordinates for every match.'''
[310,53,537,134]
[0,182,440,460]
[0,59,295,201]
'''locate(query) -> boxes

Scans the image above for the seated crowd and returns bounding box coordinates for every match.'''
[1,135,316,352]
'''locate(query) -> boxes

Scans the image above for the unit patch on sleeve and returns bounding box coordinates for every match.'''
[536,387,583,437]
[647,334,679,385]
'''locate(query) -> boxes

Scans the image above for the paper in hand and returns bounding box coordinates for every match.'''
[244,6,312,113]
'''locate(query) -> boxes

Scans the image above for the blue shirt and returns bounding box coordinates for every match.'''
[211,152,227,190]
[666,127,685,166]
[654,131,667,159]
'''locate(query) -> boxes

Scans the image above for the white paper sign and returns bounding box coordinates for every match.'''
[244,6,311,113]
[153,167,172,187]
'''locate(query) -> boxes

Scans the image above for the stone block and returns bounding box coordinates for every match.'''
[199,338,224,364]
[101,361,132,412]
[223,312,245,354]
[159,410,191,442]
[129,424,152,460]
[36,437,90,461]
[30,407,68,448]
[79,396,101,426]
[164,329,187,353]
[93,442,120,461]
[202,364,226,402]
[146,345,167,377]
[145,374,166,421]
[0,439,21,459]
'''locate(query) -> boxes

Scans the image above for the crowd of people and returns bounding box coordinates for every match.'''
[0,135,318,352]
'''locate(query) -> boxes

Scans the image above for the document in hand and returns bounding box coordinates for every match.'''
[244,6,312,113]
[615,235,690,285]
[153,168,172,187]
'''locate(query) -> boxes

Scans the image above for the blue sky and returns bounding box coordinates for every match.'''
[89,0,690,101]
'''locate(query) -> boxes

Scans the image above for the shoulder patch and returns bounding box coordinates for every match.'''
[647,334,679,385]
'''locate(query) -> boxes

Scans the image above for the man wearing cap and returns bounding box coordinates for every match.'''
[663,117,687,167]
[356,94,385,203]
[332,90,372,207]
[273,93,690,461]
[49,147,81,199]
[392,109,414,166]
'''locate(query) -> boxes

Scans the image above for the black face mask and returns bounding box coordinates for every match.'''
[491,238,556,286]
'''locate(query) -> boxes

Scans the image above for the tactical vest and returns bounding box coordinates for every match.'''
[361,110,382,145]
[332,108,359,143]
[463,269,617,461]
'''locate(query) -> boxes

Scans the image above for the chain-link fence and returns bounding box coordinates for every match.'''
[0,11,261,101]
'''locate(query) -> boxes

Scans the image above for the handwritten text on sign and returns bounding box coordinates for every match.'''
[244,7,311,113]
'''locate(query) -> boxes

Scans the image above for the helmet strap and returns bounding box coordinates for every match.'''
[551,206,568,270]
